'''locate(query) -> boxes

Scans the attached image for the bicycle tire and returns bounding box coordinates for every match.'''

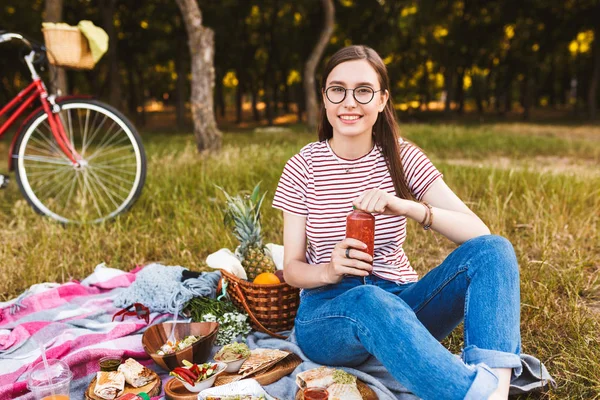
[13,99,147,223]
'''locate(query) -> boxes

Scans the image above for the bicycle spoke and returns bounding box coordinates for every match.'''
[88,165,137,185]
[87,144,135,162]
[16,155,73,165]
[28,168,74,198]
[85,126,128,161]
[86,167,132,196]
[63,172,80,213]
[91,154,139,166]
[52,173,79,211]
[82,115,109,156]
[85,170,117,216]
[82,171,103,219]
[87,169,122,209]
[88,163,138,175]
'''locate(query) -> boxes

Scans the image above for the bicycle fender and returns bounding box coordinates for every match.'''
[8,95,93,171]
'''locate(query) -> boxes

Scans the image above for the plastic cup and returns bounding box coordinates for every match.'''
[27,359,72,400]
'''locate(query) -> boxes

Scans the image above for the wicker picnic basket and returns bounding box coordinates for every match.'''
[220,269,300,339]
[42,25,95,70]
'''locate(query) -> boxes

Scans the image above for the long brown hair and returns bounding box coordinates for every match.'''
[317,45,413,200]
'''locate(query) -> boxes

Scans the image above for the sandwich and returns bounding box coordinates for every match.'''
[93,371,125,400]
[327,383,362,400]
[295,366,336,389]
[117,358,155,388]
[239,349,289,377]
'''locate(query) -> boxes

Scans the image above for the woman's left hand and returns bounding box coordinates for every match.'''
[353,189,409,216]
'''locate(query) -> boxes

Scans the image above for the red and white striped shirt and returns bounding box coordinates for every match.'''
[272,139,442,283]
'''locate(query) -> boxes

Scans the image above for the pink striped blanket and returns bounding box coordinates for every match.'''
[0,265,172,399]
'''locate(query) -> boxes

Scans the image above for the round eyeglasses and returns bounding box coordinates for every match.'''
[325,85,383,104]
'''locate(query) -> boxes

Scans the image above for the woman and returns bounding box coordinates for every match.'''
[272,45,521,400]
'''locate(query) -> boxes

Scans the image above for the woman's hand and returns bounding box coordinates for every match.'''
[352,189,409,216]
[322,238,373,285]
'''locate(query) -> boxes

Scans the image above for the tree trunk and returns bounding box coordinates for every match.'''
[175,0,221,152]
[443,66,455,114]
[100,0,121,108]
[588,22,600,120]
[304,0,335,130]
[44,0,68,95]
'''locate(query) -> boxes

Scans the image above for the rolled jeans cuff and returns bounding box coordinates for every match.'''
[463,363,499,400]
[462,345,523,378]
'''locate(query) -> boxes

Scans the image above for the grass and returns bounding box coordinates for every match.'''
[0,122,598,398]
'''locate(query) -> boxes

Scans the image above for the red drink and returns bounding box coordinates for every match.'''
[303,387,329,400]
[346,207,375,262]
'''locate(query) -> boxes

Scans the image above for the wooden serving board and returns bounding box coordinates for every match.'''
[294,380,378,400]
[215,352,302,386]
[85,370,161,400]
[165,353,302,400]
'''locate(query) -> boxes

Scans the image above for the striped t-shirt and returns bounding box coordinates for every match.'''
[272,139,442,283]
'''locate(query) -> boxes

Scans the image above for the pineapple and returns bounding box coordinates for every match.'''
[218,183,276,281]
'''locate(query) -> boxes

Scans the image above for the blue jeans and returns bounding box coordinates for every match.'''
[295,235,522,400]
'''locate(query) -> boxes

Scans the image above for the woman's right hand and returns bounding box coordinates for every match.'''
[322,238,374,285]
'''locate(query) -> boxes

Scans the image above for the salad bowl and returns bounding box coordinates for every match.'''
[142,321,219,371]
[170,361,227,392]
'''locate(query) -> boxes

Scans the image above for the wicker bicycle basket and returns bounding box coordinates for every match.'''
[42,25,95,70]
[220,269,300,339]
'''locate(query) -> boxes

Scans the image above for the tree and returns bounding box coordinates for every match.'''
[44,0,68,95]
[175,0,221,152]
[304,0,334,130]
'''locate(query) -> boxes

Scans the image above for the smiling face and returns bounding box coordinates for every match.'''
[323,59,389,140]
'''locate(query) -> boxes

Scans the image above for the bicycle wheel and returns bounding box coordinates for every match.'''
[14,99,147,223]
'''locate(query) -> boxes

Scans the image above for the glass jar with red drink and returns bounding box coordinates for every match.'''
[346,206,375,262]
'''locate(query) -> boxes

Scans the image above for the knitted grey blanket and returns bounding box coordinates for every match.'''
[113,263,222,314]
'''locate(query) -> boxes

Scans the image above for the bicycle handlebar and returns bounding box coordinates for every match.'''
[0,32,46,54]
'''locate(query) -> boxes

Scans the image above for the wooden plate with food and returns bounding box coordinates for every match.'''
[294,367,378,400]
[85,358,161,400]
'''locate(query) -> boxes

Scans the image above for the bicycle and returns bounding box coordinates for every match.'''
[0,31,147,223]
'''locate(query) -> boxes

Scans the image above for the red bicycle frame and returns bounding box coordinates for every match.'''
[0,77,80,167]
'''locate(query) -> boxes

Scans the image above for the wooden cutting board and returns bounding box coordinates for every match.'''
[85,370,161,400]
[294,380,377,400]
[165,353,302,400]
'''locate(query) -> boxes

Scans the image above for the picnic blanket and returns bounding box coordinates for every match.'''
[0,265,555,400]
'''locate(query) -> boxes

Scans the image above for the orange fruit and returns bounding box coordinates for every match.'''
[253,272,281,285]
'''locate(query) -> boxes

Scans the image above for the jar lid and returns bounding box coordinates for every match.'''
[27,359,72,391]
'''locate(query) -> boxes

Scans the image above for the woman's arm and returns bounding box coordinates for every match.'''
[354,178,490,245]
[282,212,373,289]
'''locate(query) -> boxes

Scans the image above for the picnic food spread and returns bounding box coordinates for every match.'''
[157,335,202,355]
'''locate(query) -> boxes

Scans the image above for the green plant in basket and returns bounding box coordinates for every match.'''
[185,297,251,345]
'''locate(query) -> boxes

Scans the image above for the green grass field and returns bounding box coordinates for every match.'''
[0,122,598,398]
